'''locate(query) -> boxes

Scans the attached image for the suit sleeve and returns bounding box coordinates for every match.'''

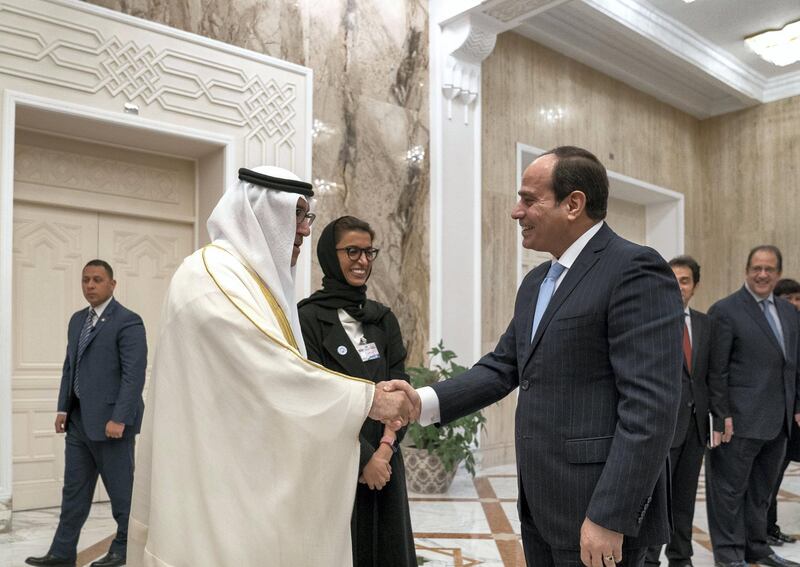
[111,313,147,425]
[431,316,520,424]
[707,304,733,429]
[585,248,682,536]
[57,346,72,413]
[57,315,76,413]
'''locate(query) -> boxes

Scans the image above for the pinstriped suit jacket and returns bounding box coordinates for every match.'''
[707,287,800,440]
[431,223,683,550]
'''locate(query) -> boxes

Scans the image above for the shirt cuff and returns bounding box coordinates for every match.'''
[57,411,67,415]
[417,386,441,426]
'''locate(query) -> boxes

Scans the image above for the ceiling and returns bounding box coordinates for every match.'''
[443,0,800,118]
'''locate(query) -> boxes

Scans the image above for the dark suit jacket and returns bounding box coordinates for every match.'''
[298,301,416,567]
[57,298,147,442]
[431,224,683,550]
[708,287,800,440]
[673,309,711,448]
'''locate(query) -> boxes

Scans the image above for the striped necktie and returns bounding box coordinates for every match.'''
[73,308,96,398]
[531,261,566,341]
[760,299,785,356]
[682,316,692,374]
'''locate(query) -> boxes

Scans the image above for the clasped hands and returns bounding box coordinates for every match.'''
[367,380,421,430]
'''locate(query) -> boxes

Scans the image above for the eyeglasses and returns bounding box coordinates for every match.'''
[296,208,316,226]
[748,266,778,275]
[336,246,380,261]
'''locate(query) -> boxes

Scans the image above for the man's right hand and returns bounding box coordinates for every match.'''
[54,414,66,433]
[712,417,734,447]
[368,380,420,428]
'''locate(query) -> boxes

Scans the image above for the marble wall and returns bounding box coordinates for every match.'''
[479,31,703,464]
[85,0,431,364]
[482,32,701,345]
[480,31,800,464]
[697,96,800,309]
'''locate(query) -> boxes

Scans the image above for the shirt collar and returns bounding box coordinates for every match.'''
[744,282,774,304]
[684,307,691,317]
[554,221,604,270]
[90,296,113,319]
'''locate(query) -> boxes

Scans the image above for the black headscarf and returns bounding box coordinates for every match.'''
[298,217,389,323]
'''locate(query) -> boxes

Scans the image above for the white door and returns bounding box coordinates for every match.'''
[12,203,99,510]
[11,129,196,510]
[12,203,194,510]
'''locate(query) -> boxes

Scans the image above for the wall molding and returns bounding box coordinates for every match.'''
[0,0,312,529]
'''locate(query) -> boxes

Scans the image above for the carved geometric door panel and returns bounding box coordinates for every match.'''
[11,203,99,510]
[12,209,194,512]
[97,215,194,377]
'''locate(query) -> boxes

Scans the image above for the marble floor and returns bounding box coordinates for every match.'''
[410,462,800,567]
[2,462,800,566]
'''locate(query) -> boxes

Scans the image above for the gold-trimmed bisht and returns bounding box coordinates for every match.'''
[201,244,374,386]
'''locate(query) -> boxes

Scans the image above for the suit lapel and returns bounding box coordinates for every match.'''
[81,298,116,356]
[688,310,697,375]
[777,299,796,360]
[522,225,610,370]
[319,310,369,378]
[738,288,784,357]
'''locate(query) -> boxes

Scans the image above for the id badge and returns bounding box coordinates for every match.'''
[357,342,380,362]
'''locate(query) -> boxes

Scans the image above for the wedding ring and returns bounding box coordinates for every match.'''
[605,555,615,563]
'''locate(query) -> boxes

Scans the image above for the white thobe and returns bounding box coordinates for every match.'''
[128,241,374,566]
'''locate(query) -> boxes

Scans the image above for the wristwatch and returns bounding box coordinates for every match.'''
[380,436,398,454]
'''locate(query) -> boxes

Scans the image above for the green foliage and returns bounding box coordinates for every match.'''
[405,342,486,476]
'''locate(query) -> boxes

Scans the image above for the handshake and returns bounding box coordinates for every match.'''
[367,380,422,429]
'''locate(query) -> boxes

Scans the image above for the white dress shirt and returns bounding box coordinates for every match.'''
[417,222,605,426]
[684,307,692,345]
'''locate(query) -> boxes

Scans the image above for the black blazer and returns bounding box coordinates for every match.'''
[431,224,683,549]
[673,308,711,448]
[298,302,410,462]
[298,301,416,567]
[57,298,147,441]
[708,287,800,440]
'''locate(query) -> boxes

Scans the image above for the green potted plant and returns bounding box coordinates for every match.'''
[403,342,486,493]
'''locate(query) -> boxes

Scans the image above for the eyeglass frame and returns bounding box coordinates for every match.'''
[336,246,380,262]
[295,208,316,226]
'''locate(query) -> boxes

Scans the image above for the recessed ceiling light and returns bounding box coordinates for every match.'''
[682,0,695,3]
[746,20,800,67]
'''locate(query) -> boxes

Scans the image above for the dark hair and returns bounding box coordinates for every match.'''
[746,245,782,273]
[775,278,800,297]
[84,259,114,280]
[669,255,701,284]
[333,216,375,244]
[540,146,608,221]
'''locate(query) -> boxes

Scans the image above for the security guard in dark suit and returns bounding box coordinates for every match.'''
[26,260,147,567]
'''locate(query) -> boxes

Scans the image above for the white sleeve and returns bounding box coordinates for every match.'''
[417,386,441,426]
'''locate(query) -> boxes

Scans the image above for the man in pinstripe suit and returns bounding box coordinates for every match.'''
[414,146,683,566]
[705,246,800,567]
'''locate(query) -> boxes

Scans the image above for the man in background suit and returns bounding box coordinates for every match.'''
[645,255,711,567]
[414,146,683,566]
[26,260,147,567]
[706,246,800,567]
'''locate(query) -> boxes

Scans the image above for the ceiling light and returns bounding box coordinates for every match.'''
[745,20,800,67]
[682,0,695,3]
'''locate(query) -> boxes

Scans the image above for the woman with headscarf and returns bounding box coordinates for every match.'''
[298,216,416,567]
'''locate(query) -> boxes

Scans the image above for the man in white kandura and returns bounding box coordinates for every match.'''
[127,166,416,567]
